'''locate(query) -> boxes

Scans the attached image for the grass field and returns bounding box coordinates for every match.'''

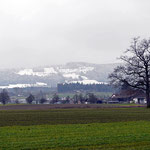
[47,92,113,99]
[0,105,150,149]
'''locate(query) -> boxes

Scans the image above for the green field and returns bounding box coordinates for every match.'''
[1,106,150,149]
[47,92,113,99]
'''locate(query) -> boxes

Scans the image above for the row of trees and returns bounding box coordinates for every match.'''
[72,93,99,104]
[57,83,115,93]
[26,93,99,104]
[26,94,47,104]
[0,90,47,105]
[49,93,99,104]
[0,90,100,105]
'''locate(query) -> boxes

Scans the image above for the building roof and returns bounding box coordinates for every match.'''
[111,89,145,99]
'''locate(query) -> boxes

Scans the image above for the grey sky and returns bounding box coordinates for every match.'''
[0,0,150,68]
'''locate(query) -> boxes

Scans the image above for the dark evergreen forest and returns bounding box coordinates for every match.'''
[57,83,115,93]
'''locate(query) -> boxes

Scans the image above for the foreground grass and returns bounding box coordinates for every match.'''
[1,121,150,150]
[1,107,150,149]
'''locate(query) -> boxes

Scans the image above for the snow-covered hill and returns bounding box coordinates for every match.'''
[0,62,120,88]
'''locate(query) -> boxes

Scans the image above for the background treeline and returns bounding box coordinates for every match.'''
[0,90,103,105]
[57,83,115,93]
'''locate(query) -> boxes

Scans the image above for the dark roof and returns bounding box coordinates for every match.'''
[112,89,145,99]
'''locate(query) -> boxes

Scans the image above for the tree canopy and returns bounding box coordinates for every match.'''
[0,89,10,105]
[26,94,35,104]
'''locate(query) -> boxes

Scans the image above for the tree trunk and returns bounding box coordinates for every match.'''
[146,91,150,108]
[145,65,150,108]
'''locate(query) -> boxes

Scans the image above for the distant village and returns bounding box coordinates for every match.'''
[0,83,146,105]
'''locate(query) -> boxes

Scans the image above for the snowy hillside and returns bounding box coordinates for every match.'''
[0,62,120,88]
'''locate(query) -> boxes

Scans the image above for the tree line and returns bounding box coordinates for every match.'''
[49,93,100,104]
[57,83,115,93]
[0,90,101,105]
[24,92,101,104]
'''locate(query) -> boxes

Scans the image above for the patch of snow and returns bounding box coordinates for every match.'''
[78,67,94,74]
[63,73,80,79]
[0,82,47,89]
[44,68,57,74]
[69,80,108,85]
[17,66,93,77]
[18,69,34,76]
[59,68,78,74]
[81,76,88,80]
[35,82,47,86]
[17,68,57,77]
[58,66,94,74]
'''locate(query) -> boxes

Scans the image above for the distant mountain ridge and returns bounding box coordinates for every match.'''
[0,62,120,88]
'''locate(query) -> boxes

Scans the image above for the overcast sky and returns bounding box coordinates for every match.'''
[0,0,150,68]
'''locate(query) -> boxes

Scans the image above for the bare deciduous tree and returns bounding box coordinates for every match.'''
[109,37,150,108]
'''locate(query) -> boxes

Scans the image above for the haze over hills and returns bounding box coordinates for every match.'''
[0,62,120,88]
